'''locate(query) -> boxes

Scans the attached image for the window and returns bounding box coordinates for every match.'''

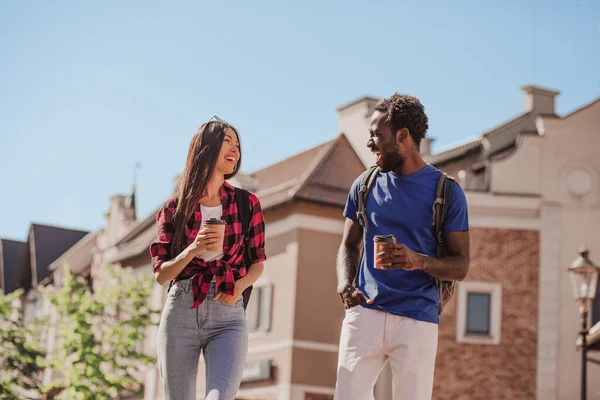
[466,292,491,335]
[456,281,502,345]
[246,279,273,334]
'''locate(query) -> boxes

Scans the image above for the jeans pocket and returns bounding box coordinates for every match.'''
[168,286,184,301]
[219,297,242,308]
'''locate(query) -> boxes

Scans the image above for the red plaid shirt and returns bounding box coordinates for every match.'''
[150,182,266,308]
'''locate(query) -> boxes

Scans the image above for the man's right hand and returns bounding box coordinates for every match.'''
[338,284,374,309]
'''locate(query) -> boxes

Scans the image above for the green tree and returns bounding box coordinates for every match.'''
[0,289,46,400]
[45,265,157,400]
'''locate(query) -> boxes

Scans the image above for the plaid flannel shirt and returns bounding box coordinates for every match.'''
[150,182,266,308]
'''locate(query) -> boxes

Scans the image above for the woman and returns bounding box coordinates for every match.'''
[150,116,266,400]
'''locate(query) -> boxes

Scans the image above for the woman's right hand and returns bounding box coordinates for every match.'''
[188,226,221,256]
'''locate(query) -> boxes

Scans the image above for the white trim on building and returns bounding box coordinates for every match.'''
[456,281,503,345]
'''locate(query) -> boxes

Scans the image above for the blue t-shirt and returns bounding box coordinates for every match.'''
[343,164,469,324]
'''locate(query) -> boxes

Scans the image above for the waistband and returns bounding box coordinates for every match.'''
[171,278,217,293]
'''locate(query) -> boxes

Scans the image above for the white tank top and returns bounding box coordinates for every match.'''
[199,204,224,262]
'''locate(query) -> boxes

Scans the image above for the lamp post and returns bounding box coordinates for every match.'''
[568,246,600,400]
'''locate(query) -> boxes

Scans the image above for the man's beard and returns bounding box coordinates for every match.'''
[379,149,404,172]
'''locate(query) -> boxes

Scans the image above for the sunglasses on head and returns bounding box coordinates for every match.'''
[206,115,239,140]
[208,115,231,126]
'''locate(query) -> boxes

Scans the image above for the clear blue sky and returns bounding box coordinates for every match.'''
[1,0,599,240]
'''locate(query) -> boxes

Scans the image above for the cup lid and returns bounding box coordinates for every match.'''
[205,218,226,225]
[373,234,396,242]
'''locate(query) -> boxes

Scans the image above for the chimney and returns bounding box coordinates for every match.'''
[521,85,560,115]
[420,137,435,156]
[336,96,381,168]
[103,194,136,246]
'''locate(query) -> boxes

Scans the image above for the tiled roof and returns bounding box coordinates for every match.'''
[294,134,365,207]
[251,134,364,210]
[251,140,335,194]
[424,139,482,165]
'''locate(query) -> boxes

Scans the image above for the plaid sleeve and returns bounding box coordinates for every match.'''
[149,198,176,273]
[247,193,267,265]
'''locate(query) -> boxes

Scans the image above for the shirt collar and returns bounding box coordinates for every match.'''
[222,181,235,192]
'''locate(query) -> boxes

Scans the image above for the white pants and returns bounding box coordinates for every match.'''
[334,306,438,400]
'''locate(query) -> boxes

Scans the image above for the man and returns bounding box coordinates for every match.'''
[334,93,470,400]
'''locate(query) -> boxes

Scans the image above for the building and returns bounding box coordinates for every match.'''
[44,84,600,400]
[14,223,89,323]
[0,237,26,294]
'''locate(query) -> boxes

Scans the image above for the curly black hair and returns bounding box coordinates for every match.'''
[374,93,429,148]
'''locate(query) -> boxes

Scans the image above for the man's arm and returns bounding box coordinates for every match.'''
[336,218,363,291]
[377,231,470,281]
[420,231,470,280]
[336,218,373,308]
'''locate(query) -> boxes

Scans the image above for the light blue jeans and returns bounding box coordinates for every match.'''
[157,279,248,400]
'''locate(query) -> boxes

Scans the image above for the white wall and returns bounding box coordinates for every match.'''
[491,134,543,195]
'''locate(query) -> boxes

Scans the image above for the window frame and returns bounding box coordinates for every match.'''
[246,278,273,336]
[456,281,502,345]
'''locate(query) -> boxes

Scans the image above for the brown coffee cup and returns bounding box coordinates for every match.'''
[204,218,226,252]
[374,234,396,269]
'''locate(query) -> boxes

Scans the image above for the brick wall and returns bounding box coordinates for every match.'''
[434,227,539,400]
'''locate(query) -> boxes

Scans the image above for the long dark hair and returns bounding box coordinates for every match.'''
[171,121,242,254]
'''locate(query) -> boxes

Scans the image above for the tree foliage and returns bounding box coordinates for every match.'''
[0,289,46,400]
[44,265,157,400]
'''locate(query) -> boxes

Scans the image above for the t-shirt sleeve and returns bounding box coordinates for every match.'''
[443,183,469,233]
[343,176,361,222]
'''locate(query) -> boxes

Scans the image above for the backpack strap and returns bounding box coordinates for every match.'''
[432,173,456,255]
[352,166,378,286]
[432,172,457,314]
[235,187,251,244]
[234,187,253,310]
[356,166,379,233]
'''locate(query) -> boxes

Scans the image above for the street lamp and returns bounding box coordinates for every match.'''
[568,245,600,400]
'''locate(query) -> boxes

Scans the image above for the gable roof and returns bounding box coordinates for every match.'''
[30,223,89,286]
[250,139,334,195]
[293,134,365,207]
[0,238,26,294]
[250,134,363,210]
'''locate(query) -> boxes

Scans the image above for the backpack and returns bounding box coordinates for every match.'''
[167,187,254,309]
[234,187,254,310]
[355,165,457,315]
